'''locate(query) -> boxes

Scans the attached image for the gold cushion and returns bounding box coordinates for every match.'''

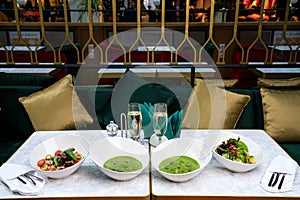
[206,79,238,87]
[193,78,238,87]
[260,88,300,142]
[19,74,93,131]
[258,77,300,87]
[182,79,250,129]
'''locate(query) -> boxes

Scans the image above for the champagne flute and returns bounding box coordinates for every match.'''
[153,103,168,144]
[127,103,142,141]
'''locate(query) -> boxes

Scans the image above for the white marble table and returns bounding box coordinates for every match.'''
[0,68,57,74]
[268,45,299,51]
[137,46,176,52]
[151,129,300,200]
[156,67,216,78]
[256,68,300,74]
[0,130,150,200]
[255,67,300,78]
[0,46,46,52]
[0,68,61,76]
[97,67,216,79]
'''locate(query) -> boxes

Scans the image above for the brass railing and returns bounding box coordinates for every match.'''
[0,0,299,65]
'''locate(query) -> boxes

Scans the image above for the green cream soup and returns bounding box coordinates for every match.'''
[159,156,200,174]
[103,156,142,172]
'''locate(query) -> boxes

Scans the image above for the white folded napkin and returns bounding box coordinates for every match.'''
[260,155,298,193]
[0,163,46,195]
[150,134,168,147]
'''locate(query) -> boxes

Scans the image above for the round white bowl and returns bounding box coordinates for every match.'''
[90,137,149,181]
[151,137,212,182]
[30,134,89,179]
[213,132,264,173]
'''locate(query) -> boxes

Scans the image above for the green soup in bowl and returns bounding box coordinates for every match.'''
[151,138,211,182]
[104,156,142,172]
[159,155,200,174]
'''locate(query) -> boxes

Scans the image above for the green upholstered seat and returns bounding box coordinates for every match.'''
[0,86,45,138]
[279,143,300,165]
[227,88,264,129]
[0,139,25,164]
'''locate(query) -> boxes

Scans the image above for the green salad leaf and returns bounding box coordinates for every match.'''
[215,137,256,164]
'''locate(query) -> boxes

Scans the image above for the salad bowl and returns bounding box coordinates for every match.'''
[30,134,90,179]
[151,137,212,182]
[213,132,264,172]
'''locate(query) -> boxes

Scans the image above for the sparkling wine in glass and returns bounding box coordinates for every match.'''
[127,103,142,141]
[153,103,168,144]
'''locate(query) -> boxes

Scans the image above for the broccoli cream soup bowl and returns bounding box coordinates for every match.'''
[90,137,149,181]
[151,137,212,182]
[213,132,264,173]
[30,135,90,179]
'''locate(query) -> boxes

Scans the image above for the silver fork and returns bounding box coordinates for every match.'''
[21,174,36,185]
[17,175,35,186]
[24,172,45,183]
[17,172,46,186]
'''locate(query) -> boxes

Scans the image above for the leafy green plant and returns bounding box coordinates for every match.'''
[76,0,100,22]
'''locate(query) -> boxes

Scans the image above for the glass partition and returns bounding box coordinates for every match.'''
[0,0,299,65]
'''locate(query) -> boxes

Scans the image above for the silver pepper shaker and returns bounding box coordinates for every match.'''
[106,121,118,137]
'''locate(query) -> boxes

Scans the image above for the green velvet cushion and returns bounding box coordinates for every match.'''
[131,84,187,138]
[90,86,114,128]
[0,73,57,87]
[90,71,191,128]
[108,70,149,125]
[91,84,190,130]
[130,83,180,114]
[227,88,264,129]
[75,85,124,129]
[169,85,192,107]
[0,86,44,138]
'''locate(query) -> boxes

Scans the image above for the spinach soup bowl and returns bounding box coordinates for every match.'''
[90,137,149,181]
[30,134,90,179]
[213,132,264,173]
[151,137,212,182]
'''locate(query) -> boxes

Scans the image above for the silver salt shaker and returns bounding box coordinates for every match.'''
[106,121,118,137]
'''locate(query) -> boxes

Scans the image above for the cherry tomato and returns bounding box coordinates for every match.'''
[55,150,62,156]
[48,166,56,171]
[37,159,46,167]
